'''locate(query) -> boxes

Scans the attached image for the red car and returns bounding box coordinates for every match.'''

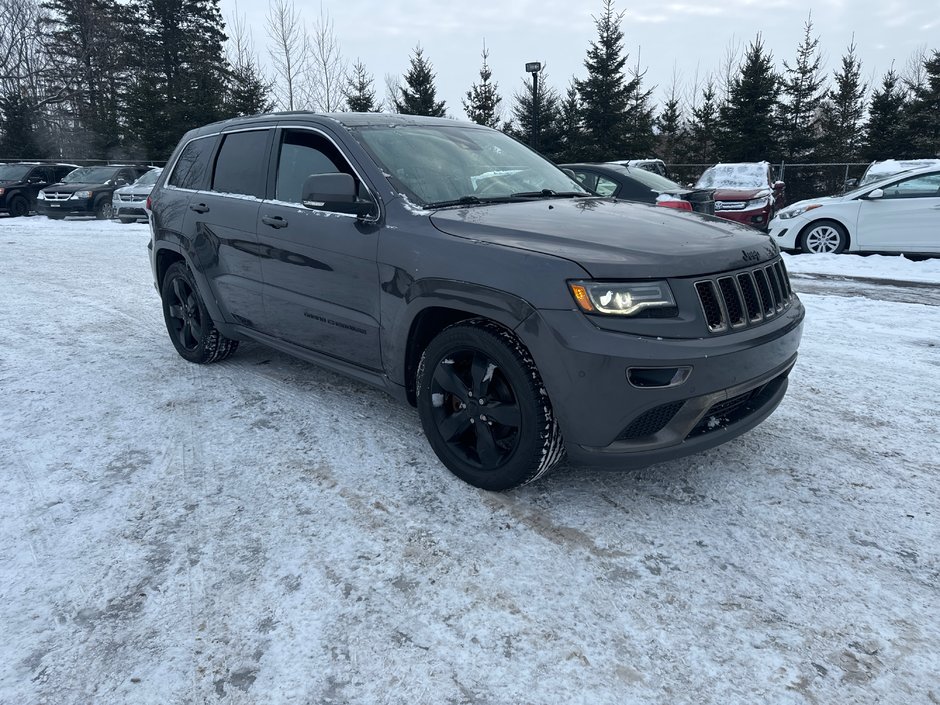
[694,162,785,229]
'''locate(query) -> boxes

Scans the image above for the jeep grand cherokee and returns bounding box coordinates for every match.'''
[148,113,804,490]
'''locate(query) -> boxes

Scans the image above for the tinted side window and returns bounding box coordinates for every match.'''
[168,137,215,190]
[594,175,619,197]
[572,170,598,193]
[275,130,351,204]
[212,130,270,198]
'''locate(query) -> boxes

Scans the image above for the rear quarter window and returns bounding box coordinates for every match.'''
[168,137,217,190]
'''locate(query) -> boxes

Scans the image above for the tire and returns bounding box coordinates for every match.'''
[47,215,65,220]
[118,216,137,224]
[160,261,238,364]
[9,196,29,217]
[416,319,565,490]
[95,200,114,220]
[801,219,848,254]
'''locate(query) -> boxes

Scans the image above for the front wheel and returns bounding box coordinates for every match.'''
[801,220,848,254]
[95,200,114,220]
[9,196,29,217]
[160,262,238,363]
[416,320,565,490]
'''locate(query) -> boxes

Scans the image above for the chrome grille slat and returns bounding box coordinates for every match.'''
[695,258,794,334]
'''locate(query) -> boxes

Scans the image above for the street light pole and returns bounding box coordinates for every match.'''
[525,61,542,149]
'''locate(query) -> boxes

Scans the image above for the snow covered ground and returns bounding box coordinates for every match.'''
[1,217,938,705]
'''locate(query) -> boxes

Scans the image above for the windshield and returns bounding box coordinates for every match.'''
[695,163,770,190]
[352,124,588,206]
[0,164,32,180]
[62,166,121,184]
[133,169,161,186]
[859,160,940,186]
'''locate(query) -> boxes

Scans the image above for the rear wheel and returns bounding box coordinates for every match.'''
[801,220,848,254]
[160,262,238,364]
[416,319,564,490]
[118,216,137,224]
[9,196,29,217]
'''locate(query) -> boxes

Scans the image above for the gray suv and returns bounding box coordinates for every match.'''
[149,113,804,490]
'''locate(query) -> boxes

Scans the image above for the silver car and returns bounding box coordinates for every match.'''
[112,168,162,223]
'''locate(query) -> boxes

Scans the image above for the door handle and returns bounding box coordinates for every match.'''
[262,215,289,229]
[189,202,209,213]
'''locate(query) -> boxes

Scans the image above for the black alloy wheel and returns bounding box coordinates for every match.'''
[160,262,238,364]
[417,320,564,490]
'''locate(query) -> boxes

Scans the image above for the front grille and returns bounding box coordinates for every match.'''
[715,201,747,211]
[119,194,146,202]
[617,401,684,441]
[43,192,71,201]
[694,259,794,334]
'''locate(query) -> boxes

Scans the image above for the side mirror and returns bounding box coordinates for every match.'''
[844,178,858,190]
[302,173,375,218]
[773,180,785,190]
[116,179,128,186]
[865,188,884,200]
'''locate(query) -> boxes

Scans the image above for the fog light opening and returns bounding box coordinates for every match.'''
[627,366,692,389]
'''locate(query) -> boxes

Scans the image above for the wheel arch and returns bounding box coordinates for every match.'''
[395,283,537,406]
[798,217,852,252]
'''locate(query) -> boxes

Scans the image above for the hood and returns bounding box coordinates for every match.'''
[0,179,20,186]
[42,181,110,192]
[711,187,769,201]
[114,183,152,196]
[429,198,779,279]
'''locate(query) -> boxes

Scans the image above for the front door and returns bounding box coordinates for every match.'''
[258,126,383,370]
[856,172,940,252]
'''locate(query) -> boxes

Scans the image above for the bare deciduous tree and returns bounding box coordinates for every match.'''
[307,5,345,112]
[265,0,309,110]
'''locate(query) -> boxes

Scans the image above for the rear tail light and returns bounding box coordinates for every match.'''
[145,195,152,211]
[656,199,692,212]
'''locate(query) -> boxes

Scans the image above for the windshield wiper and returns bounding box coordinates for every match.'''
[425,195,522,208]
[510,189,590,199]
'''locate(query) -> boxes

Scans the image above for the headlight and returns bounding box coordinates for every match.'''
[778,204,822,220]
[0,187,5,196]
[745,196,770,209]
[569,280,677,316]
[36,190,45,199]
[71,190,92,199]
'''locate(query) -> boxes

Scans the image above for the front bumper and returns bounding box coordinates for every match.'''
[714,206,772,229]
[114,201,147,218]
[37,198,95,216]
[517,301,804,468]
[767,217,802,250]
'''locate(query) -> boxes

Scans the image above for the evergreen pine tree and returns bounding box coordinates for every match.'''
[623,57,656,156]
[555,81,585,163]
[508,70,562,158]
[0,91,46,158]
[223,9,273,117]
[575,0,630,160]
[687,78,720,163]
[463,45,502,128]
[655,78,684,164]
[906,50,940,156]
[344,60,379,112]
[816,39,867,162]
[125,0,231,160]
[865,67,912,160]
[716,34,779,162]
[394,46,446,117]
[39,0,126,157]
[778,13,825,161]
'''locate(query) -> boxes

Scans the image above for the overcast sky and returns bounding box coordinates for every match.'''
[222,0,939,119]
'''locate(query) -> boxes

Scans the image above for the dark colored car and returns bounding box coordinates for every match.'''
[0,162,78,217]
[563,162,715,215]
[695,162,786,229]
[37,164,150,220]
[149,113,804,490]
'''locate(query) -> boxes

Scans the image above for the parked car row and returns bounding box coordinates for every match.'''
[0,162,162,222]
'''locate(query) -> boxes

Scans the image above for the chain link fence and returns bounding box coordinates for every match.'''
[667,163,870,204]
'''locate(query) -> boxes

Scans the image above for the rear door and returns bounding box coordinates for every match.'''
[258,125,383,370]
[181,128,273,329]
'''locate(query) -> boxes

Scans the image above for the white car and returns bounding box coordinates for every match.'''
[769,165,940,255]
